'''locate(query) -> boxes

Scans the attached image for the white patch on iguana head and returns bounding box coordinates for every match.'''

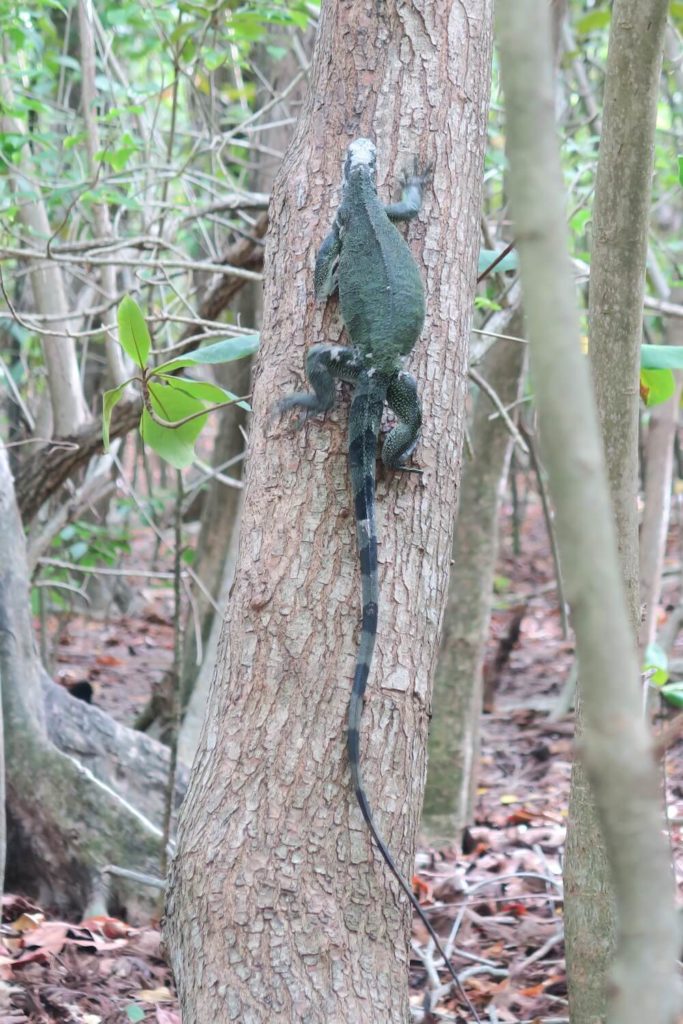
[343,138,377,185]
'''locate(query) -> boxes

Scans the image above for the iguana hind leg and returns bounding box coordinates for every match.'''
[276,343,362,421]
[382,370,422,467]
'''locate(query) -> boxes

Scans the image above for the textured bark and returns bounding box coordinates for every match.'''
[179,353,251,710]
[423,301,525,838]
[589,1,668,622]
[497,4,679,1024]
[165,1,493,1020]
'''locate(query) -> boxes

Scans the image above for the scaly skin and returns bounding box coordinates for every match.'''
[278,139,477,1020]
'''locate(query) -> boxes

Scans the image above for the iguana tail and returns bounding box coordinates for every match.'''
[347,376,480,1024]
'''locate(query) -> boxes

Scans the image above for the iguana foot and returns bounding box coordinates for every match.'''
[400,157,433,191]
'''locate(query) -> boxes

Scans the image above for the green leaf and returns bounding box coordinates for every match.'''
[125,1007,145,1023]
[102,382,129,450]
[660,682,683,709]
[644,642,669,687]
[678,154,683,187]
[64,132,87,151]
[69,541,89,561]
[575,9,611,34]
[140,380,208,469]
[641,345,683,370]
[155,375,251,411]
[117,296,151,368]
[477,248,518,274]
[640,368,675,406]
[158,334,259,373]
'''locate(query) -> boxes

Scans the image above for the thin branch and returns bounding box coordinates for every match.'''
[468,367,529,453]
[518,422,570,639]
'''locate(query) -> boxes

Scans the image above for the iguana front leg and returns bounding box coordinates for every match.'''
[383,162,432,223]
[314,227,342,300]
[276,343,362,421]
[382,370,422,467]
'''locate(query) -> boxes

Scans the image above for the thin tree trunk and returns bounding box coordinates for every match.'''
[165,2,493,1020]
[77,0,127,387]
[564,1,671,1019]
[497,6,679,1024]
[0,73,88,436]
[640,297,683,651]
[423,300,526,838]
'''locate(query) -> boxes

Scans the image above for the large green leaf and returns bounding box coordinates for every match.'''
[140,380,208,469]
[640,368,676,407]
[640,345,683,370]
[117,295,151,369]
[477,248,518,274]
[660,682,683,709]
[155,374,251,411]
[159,334,259,373]
[575,9,611,33]
[644,642,669,688]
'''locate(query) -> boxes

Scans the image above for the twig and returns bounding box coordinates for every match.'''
[0,245,263,281]
[36,557,181,580]
[160,471,183,880]
[517,927,564,970]
[518,421,570,639]
[468,366,529,453]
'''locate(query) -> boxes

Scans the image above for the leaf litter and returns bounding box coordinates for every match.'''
[17,499,683,1022]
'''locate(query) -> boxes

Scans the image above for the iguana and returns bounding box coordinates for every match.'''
[277,138,477,1019]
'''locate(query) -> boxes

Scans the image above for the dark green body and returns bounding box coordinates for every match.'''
[337,173,425,368]
[278,139,477,1017]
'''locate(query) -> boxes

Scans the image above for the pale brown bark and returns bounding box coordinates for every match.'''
[497,4,679,1024]
[165,1,493,1020]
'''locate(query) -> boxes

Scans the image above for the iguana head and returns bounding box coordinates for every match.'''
[343,138,377,184]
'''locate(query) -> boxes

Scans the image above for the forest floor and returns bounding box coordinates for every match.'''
[3,496,683,1023]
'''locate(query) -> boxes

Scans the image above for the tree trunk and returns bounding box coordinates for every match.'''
[563,1,672,1020]
[423,300,525,838]
[165,1,493,1020]
[497,5,679,1024]
[0,75,88,436]
[639,295,683,651]
[179,352,251,712]
[179,40,310,715]
[42,672,188,826]
[0,448,163,915]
